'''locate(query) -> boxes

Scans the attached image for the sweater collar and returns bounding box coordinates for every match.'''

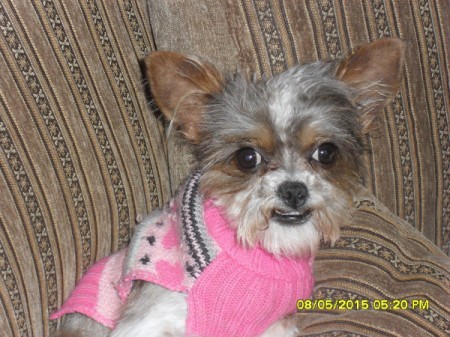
[181,170,313,280]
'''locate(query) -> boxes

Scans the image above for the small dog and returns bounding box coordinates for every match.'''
[53,38,405,337]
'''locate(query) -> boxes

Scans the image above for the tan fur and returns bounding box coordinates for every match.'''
[336,38,406,132]
[146,51,223,143]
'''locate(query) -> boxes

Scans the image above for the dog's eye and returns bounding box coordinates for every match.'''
[312,143,338,165]
[235,147,262,171]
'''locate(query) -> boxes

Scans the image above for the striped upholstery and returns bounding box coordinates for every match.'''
[0,1,448,336]
[296,193,450,336]
[0,1,170,336]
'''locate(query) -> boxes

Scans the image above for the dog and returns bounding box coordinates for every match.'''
[52,38,405,337]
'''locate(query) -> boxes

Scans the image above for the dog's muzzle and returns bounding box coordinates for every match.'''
[273,181,312,225]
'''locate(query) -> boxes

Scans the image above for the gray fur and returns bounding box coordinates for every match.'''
[197,61,364,172]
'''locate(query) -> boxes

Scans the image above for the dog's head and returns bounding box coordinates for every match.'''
[146,38,405,257]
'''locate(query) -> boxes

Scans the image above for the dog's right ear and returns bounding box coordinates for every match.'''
[145,51,223,144]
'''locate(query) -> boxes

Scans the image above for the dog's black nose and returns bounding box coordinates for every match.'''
[277,181,308,209]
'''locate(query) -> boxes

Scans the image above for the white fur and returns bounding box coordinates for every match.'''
[111,284,187,337]
[112,284,300,337]
[212,148,346,257]
[260,316,300,337]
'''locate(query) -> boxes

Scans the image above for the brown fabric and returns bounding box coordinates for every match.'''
[0,1,170,336]
[296,192,450,336]
[149,0,450,255]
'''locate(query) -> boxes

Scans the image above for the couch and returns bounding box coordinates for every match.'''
[0,1,448,336]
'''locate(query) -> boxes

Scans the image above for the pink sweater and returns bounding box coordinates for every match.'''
[186,201,314,336]
[51,197,314,337]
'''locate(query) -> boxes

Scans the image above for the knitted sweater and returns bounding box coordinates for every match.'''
[51,171,314,337]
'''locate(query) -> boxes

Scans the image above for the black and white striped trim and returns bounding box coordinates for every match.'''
[181,170,217,278]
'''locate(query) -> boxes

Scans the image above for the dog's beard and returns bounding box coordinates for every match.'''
[201,170,354,258]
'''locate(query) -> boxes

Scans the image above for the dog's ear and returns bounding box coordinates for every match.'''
[336,38,405,132]
[145,51,223,143]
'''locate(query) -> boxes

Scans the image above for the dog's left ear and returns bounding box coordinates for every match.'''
[336,38,405,132]
[145,51,223,144]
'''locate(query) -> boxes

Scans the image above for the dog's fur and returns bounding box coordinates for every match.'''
[54,38,405,337]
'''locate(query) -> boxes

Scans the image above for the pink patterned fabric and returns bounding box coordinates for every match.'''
[51,199,314,337]
[50,252,125,328]
[50,205,196,329]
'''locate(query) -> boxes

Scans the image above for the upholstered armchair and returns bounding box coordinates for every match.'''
[0,1,448,336]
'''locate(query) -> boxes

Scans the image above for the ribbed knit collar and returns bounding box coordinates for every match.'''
[204,199,313,280]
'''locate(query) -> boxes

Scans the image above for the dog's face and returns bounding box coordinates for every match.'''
[146,39,405,257]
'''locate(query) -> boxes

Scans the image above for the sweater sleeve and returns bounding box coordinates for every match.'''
[50,251,126,329]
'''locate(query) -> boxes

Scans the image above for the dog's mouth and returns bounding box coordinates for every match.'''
[271,209,312,226]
